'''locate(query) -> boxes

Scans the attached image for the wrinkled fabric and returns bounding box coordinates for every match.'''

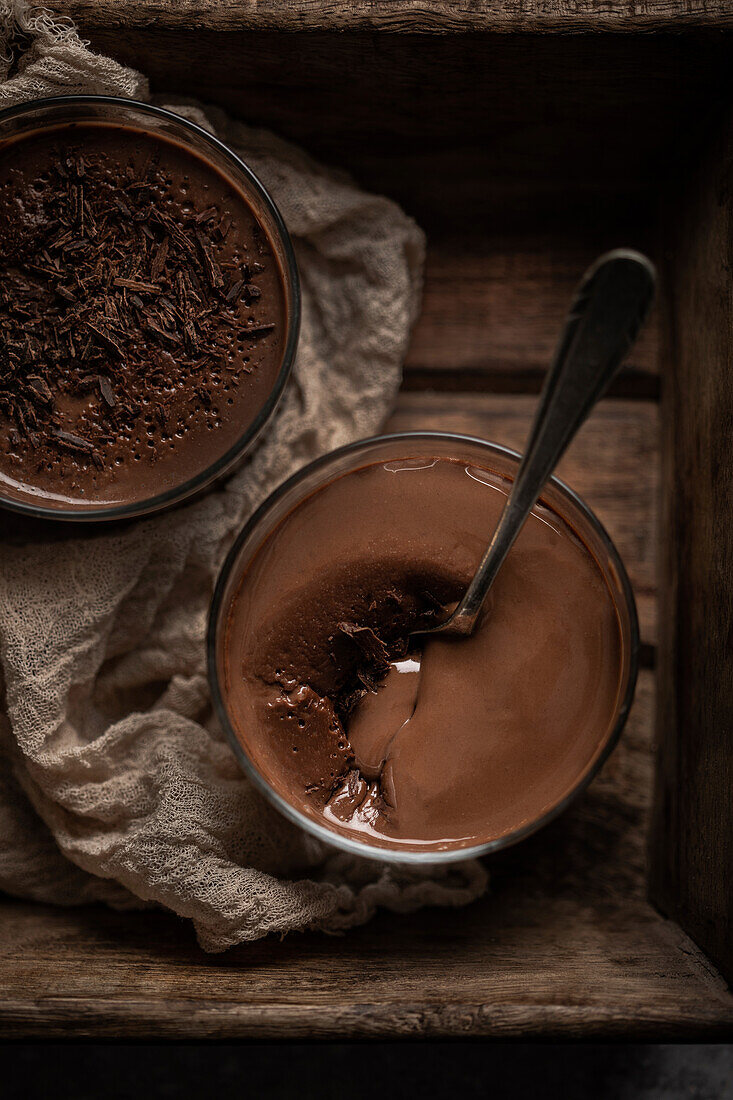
[0,0,487,951]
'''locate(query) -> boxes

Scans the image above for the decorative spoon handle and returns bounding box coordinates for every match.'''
[434,248,656,638]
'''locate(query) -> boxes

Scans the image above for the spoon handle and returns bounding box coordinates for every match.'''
[445,249,656,637]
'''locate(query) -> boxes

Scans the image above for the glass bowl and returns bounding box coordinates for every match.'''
[0,95,300,521]
[208,432,640,866]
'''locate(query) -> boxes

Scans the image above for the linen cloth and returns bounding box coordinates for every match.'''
[0,1,486,950]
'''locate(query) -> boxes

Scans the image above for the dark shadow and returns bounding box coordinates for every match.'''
[2,1042,732,1100]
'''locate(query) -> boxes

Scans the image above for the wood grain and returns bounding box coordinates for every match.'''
[387,393,659,646]
[54,30,733,232]
[649,117,733,984]
[55,0,733,33]
[406,236,660,390]
[3,672,732,1040]
[4,0,726,1039]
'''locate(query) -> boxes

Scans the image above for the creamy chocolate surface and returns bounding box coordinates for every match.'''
[0,122,287,508]
[223,457,624,852]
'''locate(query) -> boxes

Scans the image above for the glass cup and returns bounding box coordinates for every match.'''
[0,95,300,521]
[208,432,640,865]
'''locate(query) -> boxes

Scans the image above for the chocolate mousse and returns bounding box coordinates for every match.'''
[222,455,625,854]
[0,121,288,510]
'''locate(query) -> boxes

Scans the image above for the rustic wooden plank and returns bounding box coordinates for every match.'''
[4,1,727,1040]
[649,117,733,985]
[52,30,733,233]
[56,0,733,33]
[1,672,732,1040]
[405,236,660,389]
[386,393,658,647]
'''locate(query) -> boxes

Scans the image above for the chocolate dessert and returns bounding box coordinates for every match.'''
[222,456,625,853]
[0,121,288,511]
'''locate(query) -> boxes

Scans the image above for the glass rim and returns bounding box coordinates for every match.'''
[0,94,301,522]
[207,430,641,866]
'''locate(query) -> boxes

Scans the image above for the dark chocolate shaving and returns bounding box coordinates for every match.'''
[336,622,392,667]
[112,277,161,295]
[27,376,53,405]
[98,375,116,408]
[195,228,224,289]
[53,429,94,453]
[240,323,275,339]
[0,136,278,468]
[226,278,244,303]
[357,668,380,693]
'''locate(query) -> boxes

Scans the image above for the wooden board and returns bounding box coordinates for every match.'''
[50,28,733,234]
[57,0,733,33]
[2,1,731,1040]
[3,671,731,1041]
[649,116,733,985]
[388,393,659,648]
[405,237,660,394]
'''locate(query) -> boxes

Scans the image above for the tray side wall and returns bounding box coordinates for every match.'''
[56,1,733,34]
[650,114,733,984]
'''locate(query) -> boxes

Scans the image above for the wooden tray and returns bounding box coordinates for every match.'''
[2,1,732,1040]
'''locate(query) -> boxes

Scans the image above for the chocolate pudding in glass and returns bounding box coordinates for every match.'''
[0,97,299,520]
[209,433,638,864]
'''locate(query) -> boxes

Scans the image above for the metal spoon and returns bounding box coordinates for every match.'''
[412,248,656,642]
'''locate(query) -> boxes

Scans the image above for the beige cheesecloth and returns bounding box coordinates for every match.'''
[0,2,487,950]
